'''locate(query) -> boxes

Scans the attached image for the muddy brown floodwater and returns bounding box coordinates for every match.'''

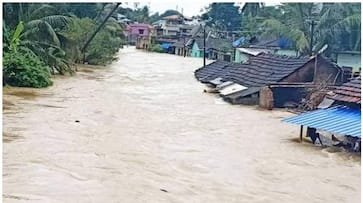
[3,47,361,203]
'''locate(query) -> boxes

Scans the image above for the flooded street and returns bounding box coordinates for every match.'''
[3,47,360,202]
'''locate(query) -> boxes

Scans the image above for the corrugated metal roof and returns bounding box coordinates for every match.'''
[282,106,361,138]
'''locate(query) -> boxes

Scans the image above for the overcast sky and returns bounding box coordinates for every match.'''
[121,2,280,17]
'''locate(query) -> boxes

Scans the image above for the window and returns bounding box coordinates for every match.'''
[139,29,144,35]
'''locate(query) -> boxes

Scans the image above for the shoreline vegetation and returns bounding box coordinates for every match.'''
[3,3,125,88]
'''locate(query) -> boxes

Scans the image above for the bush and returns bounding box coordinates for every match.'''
[148,44,164,53]
[60,17,96,62]
[86,30,123,65]
[61,17,124,65]
[3,50,53,88]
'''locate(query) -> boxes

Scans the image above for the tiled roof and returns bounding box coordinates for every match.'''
[195,53,312,87]
[194,60,231,83]
[328,77,361,104]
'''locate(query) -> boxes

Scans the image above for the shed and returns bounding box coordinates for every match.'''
[282,77,361,149]
[283,105,361,138]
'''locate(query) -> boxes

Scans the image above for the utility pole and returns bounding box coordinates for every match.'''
[82,3,121,63]
[183,35,186,57]
[203,25,206,68]
[309,19,317,56]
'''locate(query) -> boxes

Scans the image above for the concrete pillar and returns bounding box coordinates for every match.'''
[259,86,274,110]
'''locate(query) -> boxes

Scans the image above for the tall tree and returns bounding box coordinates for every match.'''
[159,10,181,18]
[260,3,361,55]
[201,3,242,31]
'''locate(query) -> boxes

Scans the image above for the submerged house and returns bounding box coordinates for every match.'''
[126,23,153,49]
[170,25,202,57]
[195,53,348,105]
[282,77,361,151]
[191,37,233,62]
[234,36,298,63]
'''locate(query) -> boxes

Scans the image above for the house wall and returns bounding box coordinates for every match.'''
[259,87,273,109]
[270,86,309,108]
[337,53,361,72]
[191,42,202,57]
[259,86,310,109]
[128,24,150,36]
[282,57,341,84]
[136,36,150,49]
[234,51,249,63]
[223,93,259,105]
[174,47,186,56]
[314,58,341,84]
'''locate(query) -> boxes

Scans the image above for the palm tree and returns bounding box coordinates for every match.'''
[315,3,361,52]
[241,3,264,17]
[260,3,361,55]
[3,3,73,74]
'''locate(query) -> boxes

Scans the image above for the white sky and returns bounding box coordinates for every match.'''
[122,1,281,17]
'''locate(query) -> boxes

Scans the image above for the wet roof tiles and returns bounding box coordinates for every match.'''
[194,53,312,87]
[328,77,361,104]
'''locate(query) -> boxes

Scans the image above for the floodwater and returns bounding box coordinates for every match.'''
[3,47,361,202]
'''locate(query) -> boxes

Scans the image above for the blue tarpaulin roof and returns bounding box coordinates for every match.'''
[282,106,361,138]
[161,42,171,49]
[232,37,246,47]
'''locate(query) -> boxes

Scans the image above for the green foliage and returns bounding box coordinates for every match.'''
[60,17,95,61]
[148,44,164,53]
[201,3,242,31]
[257,3,361,54]
[59,3,106,19]
[3,3,125,87]
[87,28,123,65]
[60,15,124,65]
[159,10,181,18]
[3,50,52,88]
[3,21,52,87]
[118,5,151,23]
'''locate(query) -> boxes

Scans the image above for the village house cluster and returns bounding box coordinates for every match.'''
[194,44,361,152]
[123,13,236,60]
[122,13,361,152]
[123,13,361,73]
